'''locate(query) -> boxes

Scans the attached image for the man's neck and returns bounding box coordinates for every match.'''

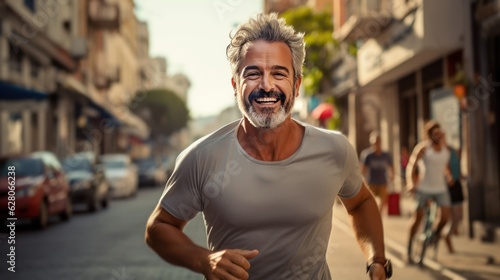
[430,141,442,151]
[237,117,304,161]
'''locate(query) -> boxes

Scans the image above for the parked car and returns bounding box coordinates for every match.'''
[63,152,110,212]
[99,154,138,198]
[135,157,166,187]
[0,152,72,228]
[161,154,177,180]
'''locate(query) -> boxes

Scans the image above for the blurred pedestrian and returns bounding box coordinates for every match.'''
[360,131,394,215]
[406,120,452,263]
[444,141,465,254]
[400,146,410,185]
[145,13,391,280]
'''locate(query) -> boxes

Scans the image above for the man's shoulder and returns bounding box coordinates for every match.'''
[302,121,348,142]
[183,119,240,155]
[360,147,374,158]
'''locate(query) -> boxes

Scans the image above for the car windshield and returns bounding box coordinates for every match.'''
[0,158,44,177]
[63,157,92,172]
[136,159,155,170]
[102,160,126,169]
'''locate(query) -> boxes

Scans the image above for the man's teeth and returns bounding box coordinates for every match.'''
[255,97,278,104]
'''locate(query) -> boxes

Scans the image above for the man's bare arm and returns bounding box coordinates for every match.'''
[405,143,425,191]
[145,205,210,273]
[340,183,386,278]
[145,205,258,279]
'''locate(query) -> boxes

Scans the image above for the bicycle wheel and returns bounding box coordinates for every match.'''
[410,232,427,265]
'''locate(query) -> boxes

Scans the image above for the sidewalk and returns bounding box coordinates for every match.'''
[383,194,500,279]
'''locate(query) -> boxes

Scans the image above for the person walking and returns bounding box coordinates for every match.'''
[406,120,452,263]
[444,142,465,254]
[360,131,394,215]
[145,13,391,280]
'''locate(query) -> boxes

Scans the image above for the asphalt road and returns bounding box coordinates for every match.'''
[0,186,454,280]
[0,186,205,280]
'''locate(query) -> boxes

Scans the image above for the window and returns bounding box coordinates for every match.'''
[30,58,41,79]
[398,73,418,149]
[8,46,23,73]
[24,0,35,12]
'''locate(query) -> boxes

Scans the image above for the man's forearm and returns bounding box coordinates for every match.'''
[348,196,386,261]
[145,221,210,274]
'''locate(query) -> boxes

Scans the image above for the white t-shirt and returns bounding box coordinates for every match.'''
[418,144,451,194]
[160,119,362,279]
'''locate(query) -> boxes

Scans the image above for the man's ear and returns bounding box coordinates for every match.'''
[231,78,237,96]
[295,76,302,97]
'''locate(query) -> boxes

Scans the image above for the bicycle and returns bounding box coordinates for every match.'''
[410,198,439,266]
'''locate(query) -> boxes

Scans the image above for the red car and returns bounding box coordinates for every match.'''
[0,152,72,228]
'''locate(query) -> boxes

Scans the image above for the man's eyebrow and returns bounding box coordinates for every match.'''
[271,65,290,73]
[242,65,261,73]
[242,65,290,73]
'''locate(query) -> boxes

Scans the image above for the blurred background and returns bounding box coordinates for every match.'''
[0,0,499,279]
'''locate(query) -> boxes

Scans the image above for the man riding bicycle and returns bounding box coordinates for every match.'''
[406,120,452,264]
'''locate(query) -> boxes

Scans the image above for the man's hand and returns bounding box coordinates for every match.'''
[204,249,259,280]
[368,263,387,280]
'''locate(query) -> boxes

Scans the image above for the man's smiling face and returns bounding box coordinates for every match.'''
[233,40,301,129]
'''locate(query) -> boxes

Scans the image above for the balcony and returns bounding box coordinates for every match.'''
[88,0,120,29]
[475,0,500,20]
[93,66,120,89]
[475,0,500,35]
[70,37,88,59]
[334,0,393,42]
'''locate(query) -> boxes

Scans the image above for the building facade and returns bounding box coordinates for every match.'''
[0,0,149,160]
[333,0,500,241]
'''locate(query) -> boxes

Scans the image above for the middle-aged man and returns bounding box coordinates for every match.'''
[145,13,391,280]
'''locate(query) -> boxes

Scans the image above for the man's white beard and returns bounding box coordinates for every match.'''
[237,96,292,129]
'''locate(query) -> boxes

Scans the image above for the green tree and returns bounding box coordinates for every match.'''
[131,88,190,138]
[281,7,337,96]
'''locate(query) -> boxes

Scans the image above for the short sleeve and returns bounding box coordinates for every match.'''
[338,138,363,198]
[159,149,203,221]
[359,149,368,165]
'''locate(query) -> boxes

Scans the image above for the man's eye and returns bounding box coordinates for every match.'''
[245,72,260,78]
[273,72,287,78]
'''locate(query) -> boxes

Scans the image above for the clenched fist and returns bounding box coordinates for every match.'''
[203,249,259,280]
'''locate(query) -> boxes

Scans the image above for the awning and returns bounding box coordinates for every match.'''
[58,73,121,126]
[0,81,49,100]
[115,108,150,140]
[89,101,122,127]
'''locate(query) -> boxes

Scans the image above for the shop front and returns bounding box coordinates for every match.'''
[355,0,466,190]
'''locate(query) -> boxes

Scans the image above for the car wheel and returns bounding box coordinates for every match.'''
[35,200,49,229]
[60,198,72,221]
[88,190,99,212]
[101,190,109,209]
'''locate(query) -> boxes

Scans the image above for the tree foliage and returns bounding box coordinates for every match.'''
[131,88,190,138]
[281,7,337,96]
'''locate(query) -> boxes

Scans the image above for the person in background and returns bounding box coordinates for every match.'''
[145,13,391,280]
[400,146,410,185]
[360,131,395,215]
[406,120,452,263]
[444,140,465,254]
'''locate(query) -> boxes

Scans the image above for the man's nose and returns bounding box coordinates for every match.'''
[259,74,274,92]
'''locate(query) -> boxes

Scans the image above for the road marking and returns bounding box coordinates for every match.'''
[333,206,467,279]
[384,229,467,280]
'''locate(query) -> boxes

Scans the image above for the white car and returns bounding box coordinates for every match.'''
[99,154,138,198]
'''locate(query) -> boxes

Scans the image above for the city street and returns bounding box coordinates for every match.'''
[0,186,203,280]
[0,185,478,280]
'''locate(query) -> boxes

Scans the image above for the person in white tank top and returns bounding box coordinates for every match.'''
[405,120,452,264]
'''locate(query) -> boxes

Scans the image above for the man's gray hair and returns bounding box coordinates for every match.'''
[226,13,305,81]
